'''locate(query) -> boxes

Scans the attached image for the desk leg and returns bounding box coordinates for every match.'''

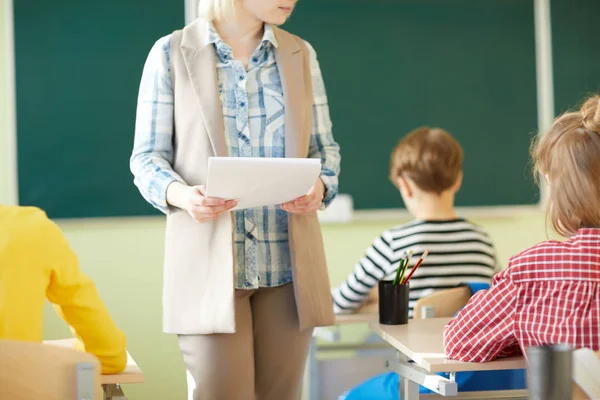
[386,353,456,398]
[397,353,419,400]
[103,384,127,400]
[402,377,420,400]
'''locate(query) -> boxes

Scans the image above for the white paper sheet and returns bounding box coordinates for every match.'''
[205,157,322,211]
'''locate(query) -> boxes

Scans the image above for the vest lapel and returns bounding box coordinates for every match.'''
[180,44,228,157]
[274,29,308,158]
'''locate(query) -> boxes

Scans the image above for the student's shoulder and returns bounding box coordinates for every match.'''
[1,205,50,229]
[508,238,563,266]
[501,238,566,281]
[5,206,61,240]
[386,218,487,236]
[381,219,425,242]
[460,218,493,237]
[2,207,60,253]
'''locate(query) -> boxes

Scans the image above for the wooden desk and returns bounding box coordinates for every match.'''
[334,313,378,324]
[44,339,143,400]
[370,318,527,400]
[333,303,378,325]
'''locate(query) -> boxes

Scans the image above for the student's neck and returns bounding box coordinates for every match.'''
[412,194,458,221]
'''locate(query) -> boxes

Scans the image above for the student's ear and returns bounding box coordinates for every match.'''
[396,176,413,199]
[452,172,463,192]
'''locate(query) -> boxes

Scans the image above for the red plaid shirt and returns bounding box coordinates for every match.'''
[444,228,600,362]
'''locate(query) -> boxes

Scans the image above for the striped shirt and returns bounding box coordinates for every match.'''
[131,23,340,290]
[444,228,600,362]
[331,219,497,317]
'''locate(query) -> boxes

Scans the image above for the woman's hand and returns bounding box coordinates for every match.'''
[167,182,237,223]
[281,179,325,216]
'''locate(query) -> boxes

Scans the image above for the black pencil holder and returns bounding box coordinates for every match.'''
[378,280,409,325]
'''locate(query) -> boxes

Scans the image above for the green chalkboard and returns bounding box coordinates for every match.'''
[16,0,540,218]
[14,0,184,218]
[552,0,600,115]
[286,0,540,210]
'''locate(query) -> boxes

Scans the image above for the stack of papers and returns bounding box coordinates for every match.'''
[205,157,322,211]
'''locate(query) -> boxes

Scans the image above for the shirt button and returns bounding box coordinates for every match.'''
[239,75,244,81]
[252,57,258,63]
[240,101,246,107]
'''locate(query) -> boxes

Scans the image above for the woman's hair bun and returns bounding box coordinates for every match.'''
[580,95,600,133]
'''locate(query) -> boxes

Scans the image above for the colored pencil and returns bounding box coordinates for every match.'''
[392,251,409,285]
[402,250,429,284]
[398,250,413,284]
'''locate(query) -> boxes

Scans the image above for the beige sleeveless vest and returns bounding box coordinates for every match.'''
[162,19,334,334]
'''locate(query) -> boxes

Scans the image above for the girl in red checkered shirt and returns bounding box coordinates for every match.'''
[444,95,600,362]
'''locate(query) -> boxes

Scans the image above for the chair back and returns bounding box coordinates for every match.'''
[0,339,100,400]
[413,286,471,319]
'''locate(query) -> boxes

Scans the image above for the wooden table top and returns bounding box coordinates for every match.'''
[370,318,526,373]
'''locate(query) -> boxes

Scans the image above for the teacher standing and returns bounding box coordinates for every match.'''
[130,0,341,399]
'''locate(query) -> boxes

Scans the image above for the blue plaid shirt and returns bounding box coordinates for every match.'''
[131,23,340,289]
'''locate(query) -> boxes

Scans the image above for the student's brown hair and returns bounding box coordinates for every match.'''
[389,127,463,194]
[532,95,600,237]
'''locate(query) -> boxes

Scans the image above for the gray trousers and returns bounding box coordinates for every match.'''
[178,283,313,400]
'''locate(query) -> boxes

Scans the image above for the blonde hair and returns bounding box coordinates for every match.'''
[532,95,600,237]
[197,0,235,21]
[389,127,463,194]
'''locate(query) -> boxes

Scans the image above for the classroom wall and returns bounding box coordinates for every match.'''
[0,6,553,399]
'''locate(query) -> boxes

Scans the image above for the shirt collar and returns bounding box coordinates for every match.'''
[262,24,278,49]
[576,227,600,238]
[206,22,278,62]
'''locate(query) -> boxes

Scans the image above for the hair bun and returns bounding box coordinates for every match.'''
[580,95,600,133]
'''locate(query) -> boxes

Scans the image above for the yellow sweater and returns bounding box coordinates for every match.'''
[0,206,127,374]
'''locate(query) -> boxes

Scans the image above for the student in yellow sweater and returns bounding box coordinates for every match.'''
[0,205,127,374]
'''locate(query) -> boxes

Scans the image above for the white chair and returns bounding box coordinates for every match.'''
[413,285,471,319]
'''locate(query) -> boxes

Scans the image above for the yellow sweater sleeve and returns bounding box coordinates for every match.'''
[39,217,127,374]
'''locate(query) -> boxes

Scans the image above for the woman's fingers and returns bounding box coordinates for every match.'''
[292,195,313,206]
[188,200,237,222]
[189,185,231,207]
[200,196,227,206]
[282,199,319,215]
[282,192,319,209]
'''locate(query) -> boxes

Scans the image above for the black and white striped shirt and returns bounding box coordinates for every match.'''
[331,219,497,316]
